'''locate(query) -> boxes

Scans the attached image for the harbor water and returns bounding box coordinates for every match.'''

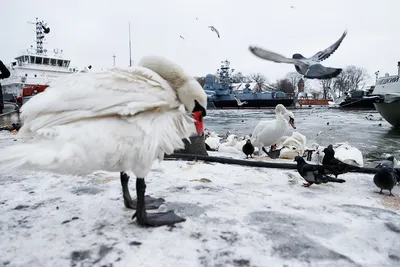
[1,108,399,167]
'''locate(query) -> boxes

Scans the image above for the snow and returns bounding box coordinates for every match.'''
[0,132,400,267]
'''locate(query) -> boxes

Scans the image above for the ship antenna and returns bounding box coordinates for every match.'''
[128,21,132,67]
[30,17,50,55]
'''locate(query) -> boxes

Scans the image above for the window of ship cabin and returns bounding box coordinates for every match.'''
[17,57,22,66]
[43,58,50,65]
[63,61,70,68]
[57,60,63,67]
[24,56,29,63]
[35,57,42,64]
[30,56,35,64]
[51,58,57,66]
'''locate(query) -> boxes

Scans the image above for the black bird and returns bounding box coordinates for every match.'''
[375,155,394,169]
[294,156,346,187]
[262,144,281,159]
[373,167,397,196]
[242,139,255,159]
[322,144,360,178]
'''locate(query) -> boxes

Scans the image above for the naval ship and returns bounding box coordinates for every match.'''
[203,60,294,109]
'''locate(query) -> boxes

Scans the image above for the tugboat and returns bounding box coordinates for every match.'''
[328,86,380,109]
[203,60,294,109]
[1,18,85,102]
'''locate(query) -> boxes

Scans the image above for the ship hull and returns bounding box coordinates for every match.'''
[208,99,294,109]
[374,101,400,127]
[338,98,378,109]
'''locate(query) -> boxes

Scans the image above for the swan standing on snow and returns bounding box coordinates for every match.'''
[251,104,295,139]
[0,55,208,227]
[251,105,296,151]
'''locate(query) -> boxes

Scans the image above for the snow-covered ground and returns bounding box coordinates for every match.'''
[0,133,400,267]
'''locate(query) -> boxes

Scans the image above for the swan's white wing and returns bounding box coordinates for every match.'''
[0,108,193,177]
[19,66,180,135]
[309,30,348,62]
[249,46,305,66]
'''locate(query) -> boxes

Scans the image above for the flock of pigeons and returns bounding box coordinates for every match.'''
[242,140,399,196]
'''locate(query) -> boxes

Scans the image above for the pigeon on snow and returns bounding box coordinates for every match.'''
[248,30,348,79]
[294,156,346,187]
[208,26,220,38]
[242,139,255,159]
[374,167,398,196]
[321,144,360,178]
[262,144,281,159]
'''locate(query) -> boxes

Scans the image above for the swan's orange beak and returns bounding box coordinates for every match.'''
[192,111,204,136]
[289,118,296,129]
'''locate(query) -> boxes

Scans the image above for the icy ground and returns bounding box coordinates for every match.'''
[0,133,400,267]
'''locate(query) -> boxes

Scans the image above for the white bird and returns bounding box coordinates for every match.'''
[248,30,348,79]
[208,26,220,38]
[251,105,296,151]
[233,96,248,106]
[252,104,296,140]
[0,55,208,227]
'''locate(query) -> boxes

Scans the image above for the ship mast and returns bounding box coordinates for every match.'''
[128,21,132,67]
[217,59,235,92]
[30,17,50,55]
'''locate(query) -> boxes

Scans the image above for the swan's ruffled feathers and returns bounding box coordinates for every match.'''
[0,64,199,177]
[19,66,181,135]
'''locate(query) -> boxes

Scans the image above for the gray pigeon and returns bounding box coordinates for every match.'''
[248,30,348,79]
[208,26,220,38]
[375,155,394,169]
[374,167,397,196]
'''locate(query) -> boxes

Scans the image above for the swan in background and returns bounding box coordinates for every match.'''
[252,104,295,138]
[313,142,364,167]
[279,132,307,159]
[0,55,208,228]
[251,105,296,151]
[205,131,221,150]
[218,136,242,154]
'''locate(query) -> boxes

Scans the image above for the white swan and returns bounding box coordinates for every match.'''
[218,136,242,154]
[251,104,295,139]
[251,106,296,151]
[313,142,364,167]
[279,132,307,159]
[205,131,221,150]
[0,55,208,227]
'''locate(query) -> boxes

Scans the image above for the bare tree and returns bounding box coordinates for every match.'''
[249,73,268,93]
[344,65,369,91]
[331,65,369,96]
[285,72,303,91]
[231,72,249,83]
[275,78,295,94]
[320,78,333,99]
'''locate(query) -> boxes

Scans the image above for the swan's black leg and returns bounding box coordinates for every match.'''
[120,172,165,210]
[132,177,186,227]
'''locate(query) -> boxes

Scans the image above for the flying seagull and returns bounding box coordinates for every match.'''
[233,96,248,106]
[248,30,348,80]
[290,6,295,9]
[180,35,185,41]
[208,26,220,38]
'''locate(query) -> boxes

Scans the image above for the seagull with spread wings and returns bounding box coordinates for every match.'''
[249,30,348,80]
[208,26,220,38]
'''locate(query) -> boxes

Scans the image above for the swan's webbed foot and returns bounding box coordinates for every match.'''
[120,172,165,210]
[133,177,186,227]
[302,182,312,187]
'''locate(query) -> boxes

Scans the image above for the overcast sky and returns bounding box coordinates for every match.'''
[1,0,399,85]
